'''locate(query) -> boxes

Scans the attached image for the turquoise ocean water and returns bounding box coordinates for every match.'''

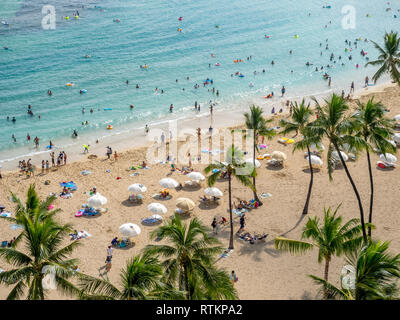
[0,0,398,165]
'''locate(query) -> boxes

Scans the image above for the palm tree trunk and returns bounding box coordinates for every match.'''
[302,146,313,215]
[253,132,262,206]
[323,256,330,299]
[366,150,374,237]
[334,144,367,243]
[228,174,234,250]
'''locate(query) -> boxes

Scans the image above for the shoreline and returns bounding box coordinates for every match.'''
[0,79,394,175]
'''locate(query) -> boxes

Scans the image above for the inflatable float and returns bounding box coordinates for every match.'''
[106,125,113,130]
[104,108,112,111]
[80,89,87,93]
[66,83,74,87]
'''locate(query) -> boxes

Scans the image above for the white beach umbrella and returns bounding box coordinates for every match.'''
[331,151,348,162]
[119,223,141,237]
[306,155,323,166]
[159,178,179,188]
[245,158,261,168]
[204,187,223,197]
[187,172,205,181]
[88,194,107,209]
[128,183,147,193]
[272,151,287,161]
[147,203,168,214]
[393,133,400,144]
[380,153,397,164]
[394,114,400,121]
[310,143,325,151]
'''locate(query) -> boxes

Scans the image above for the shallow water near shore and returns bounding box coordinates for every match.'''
[0,0,398,168]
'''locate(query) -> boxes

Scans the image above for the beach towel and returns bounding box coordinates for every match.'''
[59,181,77,191]
[233,209,245,217]
[130,173,139,177]
[220,249,233,259]
[77,230,91,239]
[60,193,73,199]
[260,193,272,199]
[10,224,24,230]
[80,170,92,176]
[142,217,161,225]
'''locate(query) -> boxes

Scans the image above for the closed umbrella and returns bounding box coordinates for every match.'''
[88,194,107,209]
[128,183,147,193]
[204,187,223,197]
[380,153,397,164]
[272,151,287,161]
[159,178,179,188]
[119,223,141,237]
[176,198,195,212]
[331,151,348,162]
[306,155,323,166]
[245,158,261,168]
[187,172,205,181]
[148,203,167,214]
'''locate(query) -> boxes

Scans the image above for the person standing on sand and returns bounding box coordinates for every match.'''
[106,146,112,159]
[51,152,55,167]
[365,76,369,87]
[63,151,67,165]
[211,217,217,234]
[41,160,45,174]
[46,160,49,173]
[114,151,118,161]
[350,81,355,94]
[237,214,245,233]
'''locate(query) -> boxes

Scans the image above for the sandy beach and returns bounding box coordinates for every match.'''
[1,82,400,300]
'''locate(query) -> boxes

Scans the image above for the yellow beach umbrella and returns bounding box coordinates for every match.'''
[176,198,195,212]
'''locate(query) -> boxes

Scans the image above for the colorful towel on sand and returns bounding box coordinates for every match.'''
[59,181,77,191]
[10,224,24,230]
[220,249,233,258]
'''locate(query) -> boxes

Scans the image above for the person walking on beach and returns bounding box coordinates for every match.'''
[45,160,49,173]
[211,217,218,234]
[106,245,113,263]
[114,151,118,161]
[365,76,369,87]
[350,81,355,94]
[230,270,238,284]
[237,214,245,233]
[63,151,67,165]
[106,146,112,159]
[281,86,286,97]
[161,132,166,144]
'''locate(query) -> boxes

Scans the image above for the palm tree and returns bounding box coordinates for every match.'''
[309,94,368,242]
[0,209,81,300]
[144,214,237,300]
[366,31,400,85]
[204,146,255,249]
[0,185,60,247]
[310,240,400,300]
[244,105,276,205]
[78,252,185,300]
[274,205,367,298]
[351,98,396,237]
[280,100,316,215]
